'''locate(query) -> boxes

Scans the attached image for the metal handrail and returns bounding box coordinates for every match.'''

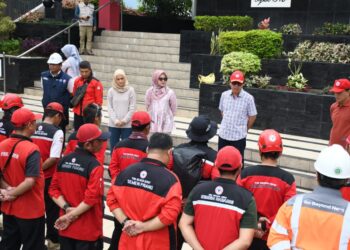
[17,0,117,58]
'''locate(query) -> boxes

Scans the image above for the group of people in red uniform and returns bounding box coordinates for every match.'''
[0,73,349,250]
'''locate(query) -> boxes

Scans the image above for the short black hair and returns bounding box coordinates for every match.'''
[132,123,149,132]
[261,151,280,160]
[317,172,347,190]
[44,109,61,119]
[3,106,20,121]
[79,60,91,69]
[83,103,101,124]
[148,133,173,150]
[218,168,240,176]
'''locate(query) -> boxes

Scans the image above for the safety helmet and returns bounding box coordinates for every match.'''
[314,144,350,179]
[258,129,283,153]
[0,93,24,110]
[47,53,63,64]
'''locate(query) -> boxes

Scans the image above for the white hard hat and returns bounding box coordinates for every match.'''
[314,144,350,179]
[47,53,63,64]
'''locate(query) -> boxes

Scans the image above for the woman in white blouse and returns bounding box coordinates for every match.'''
[107,69,136,150]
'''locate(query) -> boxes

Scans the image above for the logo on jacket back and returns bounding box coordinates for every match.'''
[215,186,224,195]
[38,126,43,131]
[72,158,76,163]
[0,122,3,128]
[140,170,147,179]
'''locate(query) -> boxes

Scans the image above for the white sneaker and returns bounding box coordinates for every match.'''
[47,239,60,250]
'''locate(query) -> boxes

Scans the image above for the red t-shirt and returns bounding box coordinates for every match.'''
[0,135,45,219]
[329,99,350,148]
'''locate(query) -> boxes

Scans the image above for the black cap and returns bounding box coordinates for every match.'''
[186,116,217,142]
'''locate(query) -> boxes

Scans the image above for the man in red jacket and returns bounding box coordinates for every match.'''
[32,102,64,250]
[108,111,151,250]
[107,133,182,250]
[237,129,296,250]
[0,108,45,250]
[49,123,110,250]
[72,61,103,130]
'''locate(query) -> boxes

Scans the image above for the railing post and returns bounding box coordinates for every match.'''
[68,28,71,44]
[2,52,6,94]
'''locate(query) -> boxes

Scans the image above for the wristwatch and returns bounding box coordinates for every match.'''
[63,203,70,211]
[121,217,129,227]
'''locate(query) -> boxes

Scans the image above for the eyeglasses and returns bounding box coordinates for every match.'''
[230,81,243,87]
[158,77,168,81]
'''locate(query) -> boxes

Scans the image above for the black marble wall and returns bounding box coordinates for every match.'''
[199,84,334,139]
[196,0,350,34]
[180,30,211,62]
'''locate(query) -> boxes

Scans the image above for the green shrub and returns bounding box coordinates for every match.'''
[313,22,350,35]
[218,30,283,59]
[194,16,253,32]
[0,39,21,55]
[288,40,350,64]
[138,0,192,17]
[280,23,302,35]
[0,0,16,36]
[220,51,261,83]
[245,75,271,89]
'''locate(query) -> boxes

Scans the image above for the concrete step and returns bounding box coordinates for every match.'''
[84,49,180,63]
[93,42,179,55]
[82,55,191,72]
[90,65,190,81]
[101,30,180,41]
[94,36,180,48]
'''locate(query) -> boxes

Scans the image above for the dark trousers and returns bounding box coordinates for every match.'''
[218,136,246,166]
[249,238,269,250]
[60,236,103,250]
[74,113,85,131]
[1,214,45,250]
[45,177,59,243]
[108,218,123,250]
[59,110,69,135]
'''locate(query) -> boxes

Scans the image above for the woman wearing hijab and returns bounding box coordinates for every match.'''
[61,44,82,79]
[107,69,136,150]
[145,70,177,134]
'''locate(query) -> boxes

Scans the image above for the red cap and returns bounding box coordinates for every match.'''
[215,146,242,171]
[45,102,65,119]
[11,108,42,128]
[131,111,151,127]
[77,123,110,143]
[258,129,283,153]
[0,93,24,110]
[330,79,350,93]
[230,70,245,83]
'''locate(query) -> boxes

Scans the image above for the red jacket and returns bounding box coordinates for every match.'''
[107,158,182,250]
[72,76,103,116]
[0,134,45,219]
[64,131,107,166]
[341,185,350,201]
[237,164,296,239]
[49,148,104,241]
[109,132,148,181]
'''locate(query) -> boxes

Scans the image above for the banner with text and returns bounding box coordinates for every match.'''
[251,0,291,8]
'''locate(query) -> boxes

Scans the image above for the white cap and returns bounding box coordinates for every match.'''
[314,144,350,179]
[47,53,63,64]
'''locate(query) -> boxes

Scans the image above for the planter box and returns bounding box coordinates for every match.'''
[122,14,194,33]
[283,34,350,52]
[0,57,47,93]
[180,30,211,63]
[199,84,334,140]
[14,22,80,51]
[190,54,350,90]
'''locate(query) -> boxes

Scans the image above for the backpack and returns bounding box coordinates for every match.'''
[172,146,207,198]
[70,81,88,108]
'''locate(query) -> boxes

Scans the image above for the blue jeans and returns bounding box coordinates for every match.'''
[109,127,132,150]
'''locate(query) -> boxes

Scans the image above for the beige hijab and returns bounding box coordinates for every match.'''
[112,69,129,93]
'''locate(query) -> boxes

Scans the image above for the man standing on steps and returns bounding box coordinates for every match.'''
[329,78,350,148]
[237,129,296,250]
[72,61,103,131]
[218,70,257,164]
[31,102,65,250]
[41,52,72,135]
[75,0,96,55]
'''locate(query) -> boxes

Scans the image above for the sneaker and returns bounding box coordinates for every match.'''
[47,239,60,250]
[86,51,94,55]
